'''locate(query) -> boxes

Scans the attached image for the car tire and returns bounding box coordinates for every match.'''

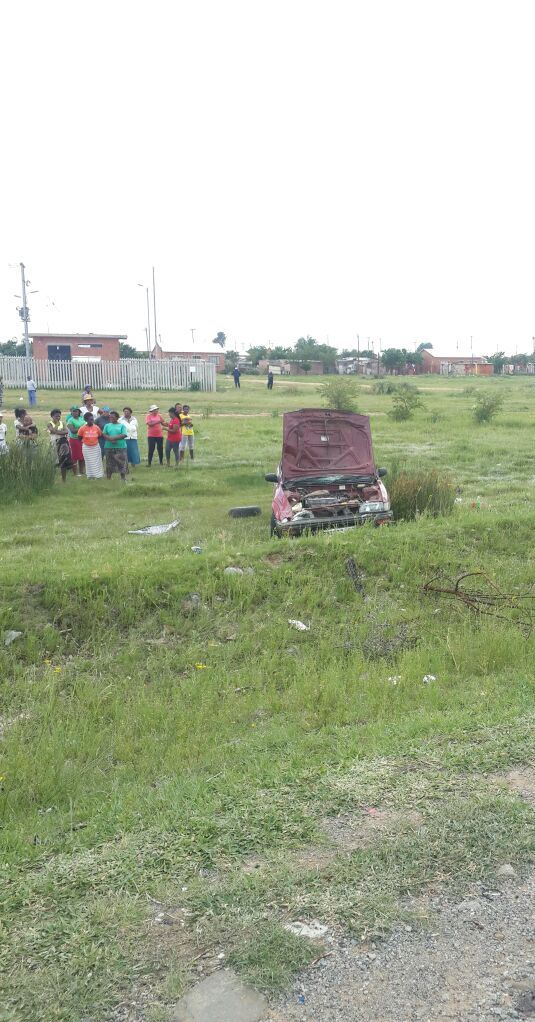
[228,505,262,518]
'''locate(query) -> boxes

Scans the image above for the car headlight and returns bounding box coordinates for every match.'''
[359,501,386,514]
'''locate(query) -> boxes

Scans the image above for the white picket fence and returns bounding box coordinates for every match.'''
[0,356,216,392]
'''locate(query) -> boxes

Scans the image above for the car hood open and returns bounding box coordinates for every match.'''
[280,409,377,481]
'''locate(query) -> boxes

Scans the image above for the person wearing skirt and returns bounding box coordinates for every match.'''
[77,413,104,479]
[119,407,141,468]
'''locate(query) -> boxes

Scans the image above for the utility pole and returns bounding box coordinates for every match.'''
[470,335,473,373]
[357,333,360,374]
[145,287,151,355]
[152,267,157,360]
[19,263,31,359]
[190,328,196,348]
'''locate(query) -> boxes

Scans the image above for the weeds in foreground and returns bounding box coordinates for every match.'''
[389,465,455,520]
[388,383,423,421]
[0,442,56,502]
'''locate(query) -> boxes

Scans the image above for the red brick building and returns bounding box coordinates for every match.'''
[30,333,126,361]
[422,350,492,375]
[152,342,225,372]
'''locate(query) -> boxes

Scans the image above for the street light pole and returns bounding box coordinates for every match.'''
[20,263,31,359]
[152,267,158,360]
[191,328,196,348]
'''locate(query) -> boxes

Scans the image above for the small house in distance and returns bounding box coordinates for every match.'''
[152,342,225,372]
[30,333,126,362]
[421,350,493,376]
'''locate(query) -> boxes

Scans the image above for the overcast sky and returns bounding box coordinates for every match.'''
[1,0,534,357]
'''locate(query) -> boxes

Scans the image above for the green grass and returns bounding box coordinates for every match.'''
[2,374,535,1020]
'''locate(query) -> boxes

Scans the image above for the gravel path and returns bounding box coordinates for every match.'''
[265,871,535,1022]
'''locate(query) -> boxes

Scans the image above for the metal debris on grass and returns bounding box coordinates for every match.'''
[4,631,22,647]
[288,619,310,631]
[422,571,535,632]
[128,519,180,536]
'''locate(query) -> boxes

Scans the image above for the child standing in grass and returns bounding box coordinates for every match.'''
[179,405,194,461]
[0,413,7,452]
[165,407,182,466]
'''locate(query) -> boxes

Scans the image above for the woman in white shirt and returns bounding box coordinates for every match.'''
[119,407,141,467]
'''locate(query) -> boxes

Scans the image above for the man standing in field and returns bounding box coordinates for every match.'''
[233,366,241,388]
[26,375,37,407]
[267,370,274,390]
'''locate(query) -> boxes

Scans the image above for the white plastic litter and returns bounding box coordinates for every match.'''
[224,566,244,575]
[288,619,310,631]
[128,520,180,536]
[423,674,437,684]
[4,630,23,647]
[285,920,328,939]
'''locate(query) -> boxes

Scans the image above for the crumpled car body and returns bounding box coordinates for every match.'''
[267,409,393,536]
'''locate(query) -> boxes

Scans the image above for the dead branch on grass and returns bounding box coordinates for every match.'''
[422,571,535,632]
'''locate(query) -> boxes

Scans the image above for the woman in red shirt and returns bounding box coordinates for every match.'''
[165,407,182,467]
[145,404,166,466]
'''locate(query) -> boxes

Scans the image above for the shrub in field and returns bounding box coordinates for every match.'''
[319,376,359,412]
[372,379,398,394]
[388,383,423,421]
[389,467,455,520]
[189,380,202,392]
[473,391,503,423]
[0,442,56,502]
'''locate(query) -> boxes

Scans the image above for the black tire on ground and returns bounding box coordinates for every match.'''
[228,505,262,518]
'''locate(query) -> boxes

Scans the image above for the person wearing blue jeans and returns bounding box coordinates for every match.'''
[26,377,37,406]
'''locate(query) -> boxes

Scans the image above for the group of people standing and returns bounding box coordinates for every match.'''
[0,388,195,484]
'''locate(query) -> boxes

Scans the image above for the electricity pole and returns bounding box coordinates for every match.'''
[190,328,196,348]
[19,263,31,358]
[152,267,158,360]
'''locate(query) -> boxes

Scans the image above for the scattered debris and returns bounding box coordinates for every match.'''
[423,674,437,684]
[422,571,535,631]
[191,546,203,554]
[128,519,180,536]
[388,675,401,686]
[228,505,262,518]
[361,621,416,661]
[182,594,203,614]
[288,619,310,631]
[4,630,22,647]
[285,920,329,940]
[345,557,365,593]
[224,566,244,576]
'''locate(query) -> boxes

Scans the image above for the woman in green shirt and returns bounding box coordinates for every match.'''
[102,411,128,482]
[65,406,86,476]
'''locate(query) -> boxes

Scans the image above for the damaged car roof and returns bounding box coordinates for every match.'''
[281,409,377,480]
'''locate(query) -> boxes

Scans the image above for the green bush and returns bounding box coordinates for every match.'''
[388,383,423,421]
[0,442,56,502]
[319,376,359,412]
[372,379,398,394]
[389,466,455,521]
[189,380,202,392]
[473,392,503,423]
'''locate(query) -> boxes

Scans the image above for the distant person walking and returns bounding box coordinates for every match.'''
[267,370,274,390]
[65,406,86,476]
[233,366,241,388]
[0,412,7,452]
[102,411,128,483]
[26,376,37,407]
[77,412,104,479]
[145,404,165,466]
[165,407,182,467]
[119,407,141,468]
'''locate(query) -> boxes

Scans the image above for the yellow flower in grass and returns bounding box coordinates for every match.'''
[194,663,208,670]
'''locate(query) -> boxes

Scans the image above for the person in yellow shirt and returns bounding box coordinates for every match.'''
[179,404,194,461]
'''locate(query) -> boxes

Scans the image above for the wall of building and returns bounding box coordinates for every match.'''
[32,336,120,361]
[152,345,225,371]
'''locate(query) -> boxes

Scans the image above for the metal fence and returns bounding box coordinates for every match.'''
[0,356,216,392]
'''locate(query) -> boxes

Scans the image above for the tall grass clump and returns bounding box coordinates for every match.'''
[372,379,398,394]
[388,465,455,521]
[0,442,56,502]
[319,376,359,412]
[473,391,503,423]
[388,383,423,421]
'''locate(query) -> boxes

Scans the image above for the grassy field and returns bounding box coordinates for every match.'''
[2,373,535,1021]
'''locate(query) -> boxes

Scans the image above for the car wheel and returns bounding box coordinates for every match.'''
[228,506,262,518]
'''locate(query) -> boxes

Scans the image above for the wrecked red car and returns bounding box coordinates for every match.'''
[265,409,392,536]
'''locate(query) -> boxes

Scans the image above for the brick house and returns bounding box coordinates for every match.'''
[30,333,125,361]
[152,342,225,372]
[421,350,492,375]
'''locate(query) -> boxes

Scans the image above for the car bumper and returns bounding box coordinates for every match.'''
[275,511,393,533]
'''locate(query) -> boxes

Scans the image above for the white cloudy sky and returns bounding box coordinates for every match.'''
[1,0,534,357]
